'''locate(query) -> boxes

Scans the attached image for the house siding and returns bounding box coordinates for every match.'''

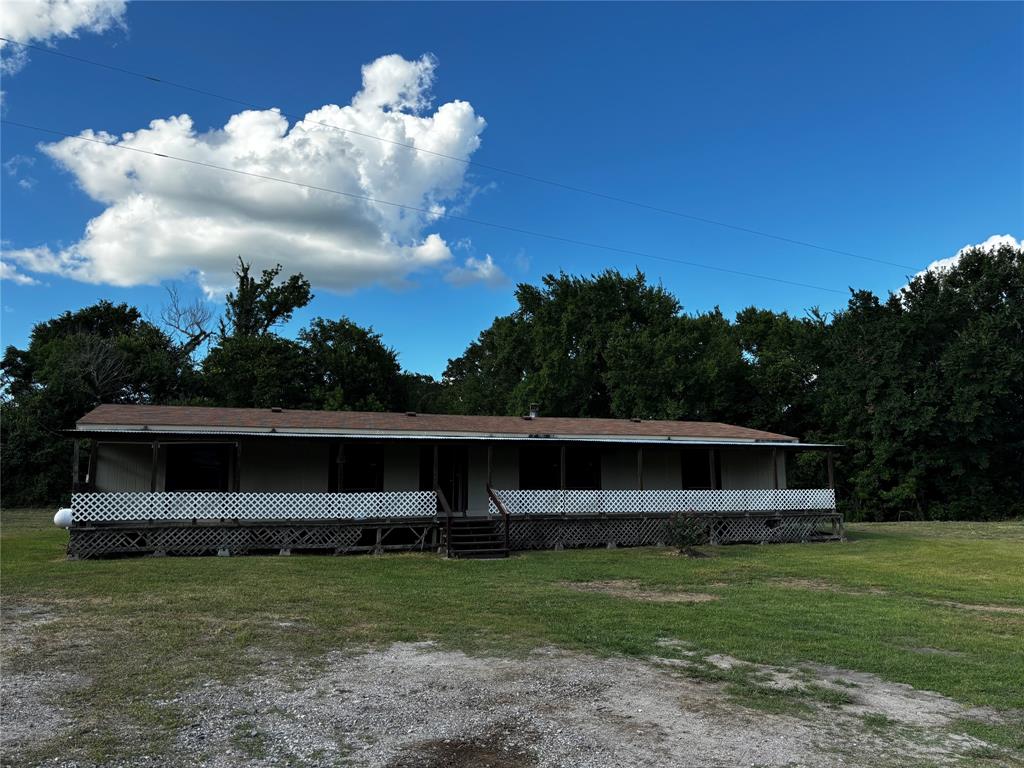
[719,449,786,490]
[95,443,152,492]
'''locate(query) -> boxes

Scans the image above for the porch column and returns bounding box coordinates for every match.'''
[636,447,644,490]
[432,445,439,489]
[826,450,835,489]
[234,441,242,492]
[150,440,160,492]
[559,444,566,490]
[772,447,779,490]
[486,444,493,486]
[708,448,717,490]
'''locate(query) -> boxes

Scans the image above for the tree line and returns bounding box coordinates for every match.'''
[3,245,1021,521]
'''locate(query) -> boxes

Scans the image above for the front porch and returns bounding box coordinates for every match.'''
[64,487,843,558]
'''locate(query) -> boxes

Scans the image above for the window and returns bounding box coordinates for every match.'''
[681,449,717,489]
[330,443,384,492]
[565,444,601,489]
[519,444,561,490]
[164,444,232,491]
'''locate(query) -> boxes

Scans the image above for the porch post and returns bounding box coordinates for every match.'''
[708,448,717,490]
[772,447,779,490]
[234,441,241,492]
[636,446,644,490]
[559,444,566,490]
[72,439,80,488]
[150,440,160,492]
[826,450,835,489]
[486,444,493,486]
[432,444,439,488]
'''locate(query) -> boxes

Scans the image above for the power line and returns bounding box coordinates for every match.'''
[0,36,913,270]
[2,119,849,295]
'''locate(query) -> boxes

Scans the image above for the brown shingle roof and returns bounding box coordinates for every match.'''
[76,404,797,443]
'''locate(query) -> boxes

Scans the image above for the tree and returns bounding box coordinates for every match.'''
[300,318,403,411]
[201,258,315,408]
[0,301,182,506]
[219,257,312,339]
[201,334,310,409]
[816,243,1023,520]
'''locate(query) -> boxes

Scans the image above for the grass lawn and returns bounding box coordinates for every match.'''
[2,509,1023,763]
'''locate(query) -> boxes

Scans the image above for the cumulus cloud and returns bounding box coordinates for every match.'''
[2,53,486,295]
[915,234,1021,279]
[445,253,508,287]
[0,260,39,285]
[0,0,126,74]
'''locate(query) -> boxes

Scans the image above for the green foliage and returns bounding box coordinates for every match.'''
[3,245,1021,519]
[200,334,310,409]
[669,515,711,550]
[300,318,402,411]
[817,244,1024,520]
[219,257,312,339]
[0,302,184,506]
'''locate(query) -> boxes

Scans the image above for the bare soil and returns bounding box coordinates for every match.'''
[557,579,720,603]
[3,600,1018,768]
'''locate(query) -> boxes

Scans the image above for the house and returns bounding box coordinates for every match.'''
[58,404,842,558]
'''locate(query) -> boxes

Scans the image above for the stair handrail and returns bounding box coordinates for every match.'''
[435,484,455,557]
[485,483,511,553]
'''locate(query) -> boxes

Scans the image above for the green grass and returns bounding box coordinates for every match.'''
[3,510,1023,761]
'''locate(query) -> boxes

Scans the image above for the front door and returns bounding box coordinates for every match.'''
[436,444,469,514]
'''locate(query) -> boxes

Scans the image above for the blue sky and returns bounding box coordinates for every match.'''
[2,1,1021,376]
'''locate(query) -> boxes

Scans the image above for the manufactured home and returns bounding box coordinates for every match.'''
[59,404,842,558]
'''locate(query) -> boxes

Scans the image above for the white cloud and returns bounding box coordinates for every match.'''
[3,154,34,175]
[445,253,507,287]
[0,0,126,74]
[915,234,1021,279]
[3,53,487,295]
[1,260,39,285]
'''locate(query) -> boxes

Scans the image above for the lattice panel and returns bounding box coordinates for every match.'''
[507,512,841,550]
[509,517,673,550]
[71,491,437,523]
[67,523,410,558]
[491,488,836,516]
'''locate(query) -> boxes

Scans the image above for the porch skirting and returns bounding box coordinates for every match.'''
[66,511,843,559]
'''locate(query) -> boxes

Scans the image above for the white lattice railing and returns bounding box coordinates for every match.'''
[488,488,836,516]
[70,491,437,523]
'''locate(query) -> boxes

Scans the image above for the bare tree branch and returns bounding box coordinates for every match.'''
[161,284,213,358]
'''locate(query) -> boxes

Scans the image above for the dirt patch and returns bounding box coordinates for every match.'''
[3,618,1017,767]
[21,643,1002,767]
[929,600,1024,616]
[0,605,89,757]
[773,578,888,596]
[386,729,537,768]
[559,580,720,603]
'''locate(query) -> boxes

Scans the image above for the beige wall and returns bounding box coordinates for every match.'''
[95,443,152,492]
[719,449,786,490]
[468,443,519,514]
[92,438,789,496]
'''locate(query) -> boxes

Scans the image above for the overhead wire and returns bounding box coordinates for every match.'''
[0,35,913,270]
[2,119,850,294]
